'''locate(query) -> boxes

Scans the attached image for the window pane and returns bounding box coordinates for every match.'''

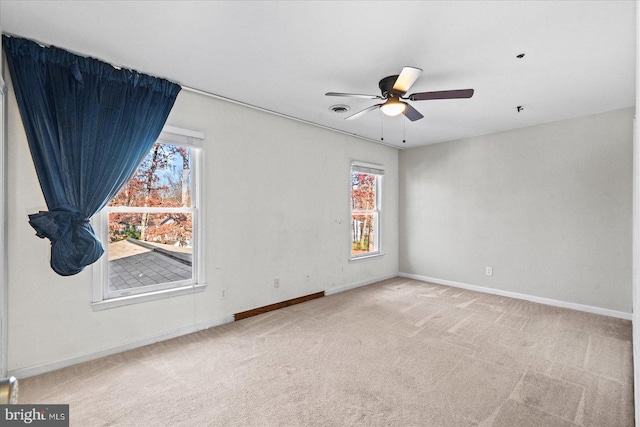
[351,172,376,210]
[108,212,192,292]
[351,212,376,255]
[109,142,191,208]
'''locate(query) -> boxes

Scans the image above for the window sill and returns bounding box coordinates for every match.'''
[349,252,384,262]
[91,283,207,311]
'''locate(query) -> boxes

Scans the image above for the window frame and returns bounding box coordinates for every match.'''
[349,160,384,261]
[91,125,206,310]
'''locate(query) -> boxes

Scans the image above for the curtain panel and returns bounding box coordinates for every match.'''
[3,35,181,276]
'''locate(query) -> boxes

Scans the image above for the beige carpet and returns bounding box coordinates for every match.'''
[18,277,633,426]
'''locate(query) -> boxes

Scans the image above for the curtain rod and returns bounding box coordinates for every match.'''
[1,33,400,150]
[180,86,403,150]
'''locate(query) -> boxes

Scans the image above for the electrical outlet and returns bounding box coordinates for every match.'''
[274,278,280,288]
[485,267,493,276]
[221,288,227,299]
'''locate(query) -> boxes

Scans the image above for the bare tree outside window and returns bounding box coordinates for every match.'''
[107,142,194,292]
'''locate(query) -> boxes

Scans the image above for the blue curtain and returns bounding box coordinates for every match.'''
[3,36,181,276]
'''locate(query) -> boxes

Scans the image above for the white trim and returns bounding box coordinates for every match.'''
[325,274,397,296]
[91,212,107,302]
[348,252,384,262]
[351,160,385,169]
[351,160,385,176]
[193,145,205,285]
[8,314,234,379]
[91,283,207,311]
[161,125,204,141]
[399,272,632,320]
[156,127,204,149]
[106,206,194,214]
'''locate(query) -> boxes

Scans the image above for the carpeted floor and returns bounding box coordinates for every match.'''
[18,277,633,426]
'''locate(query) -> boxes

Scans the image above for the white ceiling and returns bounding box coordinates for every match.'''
[1,1,636,149]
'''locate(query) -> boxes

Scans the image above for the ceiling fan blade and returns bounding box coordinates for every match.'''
[408,89,475,101]
[403,103,424,122]
[345,104,381,120]
[325,92,382,99]
[392,67,423,95]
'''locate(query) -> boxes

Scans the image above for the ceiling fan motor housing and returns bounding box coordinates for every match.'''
[379,75,401,97]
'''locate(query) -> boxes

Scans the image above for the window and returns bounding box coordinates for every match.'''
[350,161,383,259]
[92,126,205,310]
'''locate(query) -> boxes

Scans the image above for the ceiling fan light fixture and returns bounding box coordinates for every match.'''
[380,98,406,116]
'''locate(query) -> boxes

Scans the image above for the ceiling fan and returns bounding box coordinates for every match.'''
[326,66,474,121]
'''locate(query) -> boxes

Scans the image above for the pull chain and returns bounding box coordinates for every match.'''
[403,117,406,144]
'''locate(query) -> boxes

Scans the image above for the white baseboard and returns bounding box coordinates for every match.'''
[9,314,234,379]
[325,273,398,296]
[399,272,632,321]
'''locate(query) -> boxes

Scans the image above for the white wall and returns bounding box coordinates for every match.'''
[6,76,398,375]
[399,108,634,314]
[632,1,639,422]
[0,15,7,378]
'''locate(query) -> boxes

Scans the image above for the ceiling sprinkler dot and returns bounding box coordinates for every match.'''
[516,53,525,59]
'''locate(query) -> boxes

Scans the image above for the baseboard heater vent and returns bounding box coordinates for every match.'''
[234,291,325,321]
